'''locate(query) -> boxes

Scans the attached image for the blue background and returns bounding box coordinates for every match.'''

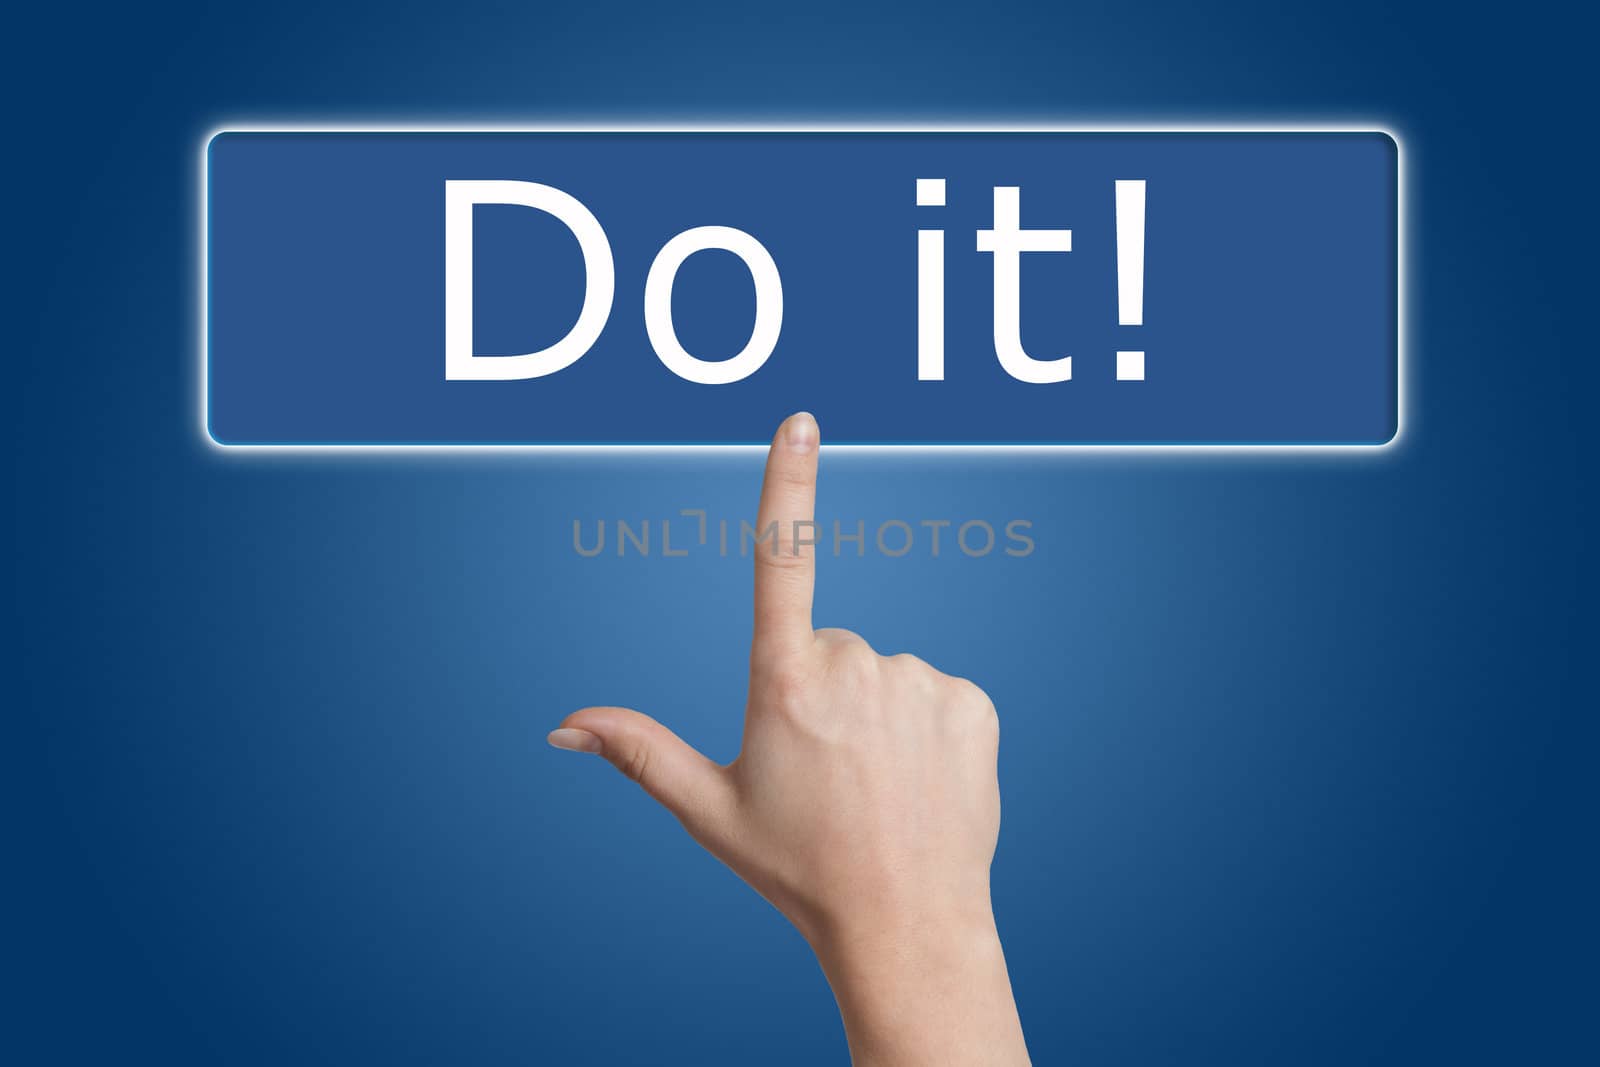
[9,2,1590,1064]
[207,131,1396,445]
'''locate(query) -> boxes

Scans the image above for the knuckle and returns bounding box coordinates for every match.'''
[951,676,997,717]
[844,634,878,662]
[828,641,879,684]
[888,653,939,689]
[946,673,983,699]
[981,702,1001,739]
[755,548,811,572]
[617,742,652,786]
[815,627,865,649]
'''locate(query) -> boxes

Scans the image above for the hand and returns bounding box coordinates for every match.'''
[550,412,1030,1066]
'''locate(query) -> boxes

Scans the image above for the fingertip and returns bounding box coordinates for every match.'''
[782,411,819,453]
[547,727,602,754]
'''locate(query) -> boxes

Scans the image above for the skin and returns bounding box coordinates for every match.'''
[549,412,1030,1066]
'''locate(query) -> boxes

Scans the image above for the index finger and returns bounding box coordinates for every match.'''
[751,411,820,659]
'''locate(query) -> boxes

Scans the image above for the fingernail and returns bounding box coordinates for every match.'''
[547,728,602,754]
[784,411,819,453]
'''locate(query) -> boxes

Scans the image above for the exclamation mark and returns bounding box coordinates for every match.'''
[1115,179,1146,381]
[915,177,947,381]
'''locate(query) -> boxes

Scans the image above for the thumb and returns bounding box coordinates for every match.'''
[550,706,735,837]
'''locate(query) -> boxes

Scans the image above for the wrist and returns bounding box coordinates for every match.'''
[810,902,1001,979]
[810,906,1029,1066]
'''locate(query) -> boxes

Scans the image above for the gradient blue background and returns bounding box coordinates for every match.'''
[9,2,1590,1064]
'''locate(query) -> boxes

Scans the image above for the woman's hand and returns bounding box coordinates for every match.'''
[550,413,1029,1066]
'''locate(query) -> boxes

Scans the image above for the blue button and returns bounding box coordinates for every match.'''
[203,129,1400,448]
